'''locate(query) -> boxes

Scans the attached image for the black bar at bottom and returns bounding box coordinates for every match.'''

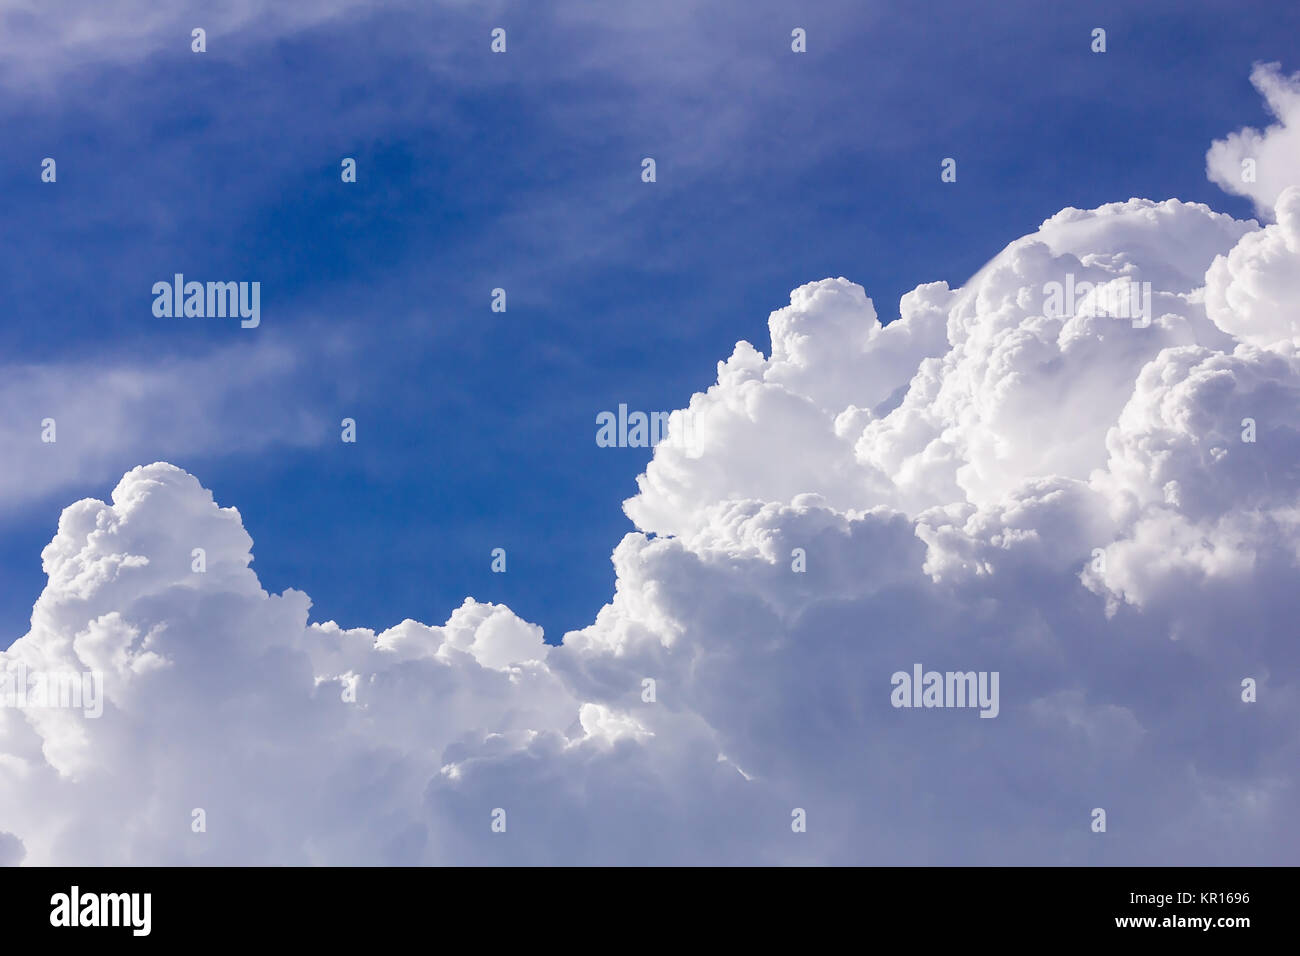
[0,866,1282,942]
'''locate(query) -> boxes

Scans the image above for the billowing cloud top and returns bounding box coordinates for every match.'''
[2,76,1299,866]
[1207,62,1300,220]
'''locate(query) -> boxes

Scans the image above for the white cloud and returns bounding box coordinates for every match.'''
[1205,185,1300,347]
[629,198,1253,537]
[1207,62,1300,220]
[2,72,1299,865]
[0,0,382,85]
[0,343,320,514]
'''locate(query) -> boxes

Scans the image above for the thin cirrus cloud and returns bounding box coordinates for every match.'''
[0,0,378,85]
[2,75,1297,865]
[0,341,322,514]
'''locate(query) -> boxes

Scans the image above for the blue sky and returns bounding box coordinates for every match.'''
[1,0,1293,647]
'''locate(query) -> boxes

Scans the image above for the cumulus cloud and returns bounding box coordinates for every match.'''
[2,73,1299,865]
[1207,62,1300,220]
[1,463,580,864]
[1205,185,1300,347]
[630,198,1253,534]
